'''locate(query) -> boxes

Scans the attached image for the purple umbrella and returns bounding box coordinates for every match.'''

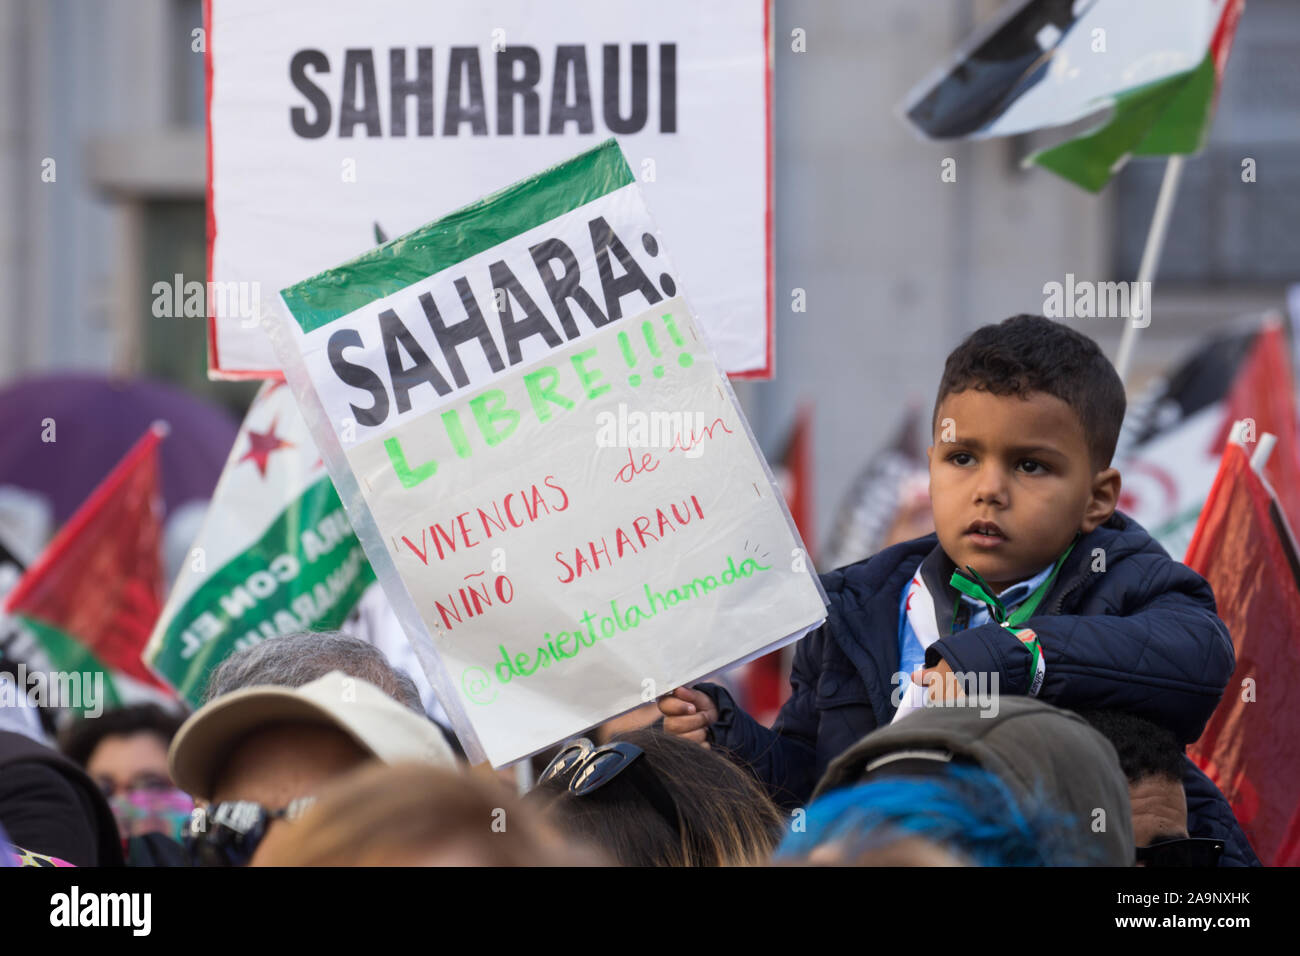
[0,374,239,529]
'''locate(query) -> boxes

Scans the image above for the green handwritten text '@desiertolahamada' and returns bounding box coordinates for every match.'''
[459,553,770,705]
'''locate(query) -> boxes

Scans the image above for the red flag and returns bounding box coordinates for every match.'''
[3,423,170,694]
[1216,319,1300,535]
[776,404,816,559]
[1185,440,1300,865]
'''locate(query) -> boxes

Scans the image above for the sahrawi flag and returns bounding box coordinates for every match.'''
[1116,318,1300,559]
[144,382,376,706]
[902,0,1246,191]
[2,424,172,709]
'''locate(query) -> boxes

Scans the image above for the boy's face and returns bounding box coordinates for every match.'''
[928,388,1120,594]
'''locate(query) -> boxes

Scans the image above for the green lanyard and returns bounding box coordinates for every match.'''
[948,537,1077,631]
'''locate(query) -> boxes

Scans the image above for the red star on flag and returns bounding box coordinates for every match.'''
[239,416,294,477]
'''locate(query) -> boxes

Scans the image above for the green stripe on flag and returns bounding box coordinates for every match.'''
[147,476,377,708]
[281,138,635,333]
[1028,52,1216,192]
[1132,52,1217,157]
[14,616,124,709]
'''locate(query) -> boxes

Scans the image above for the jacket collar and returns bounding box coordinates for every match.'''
[920,543,1065,634]
[825,536,934,728]
[918,544,962,637]
[822,512,1150,724]
[909,512,1145,632]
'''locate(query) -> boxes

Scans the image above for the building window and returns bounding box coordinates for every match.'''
[1112,0,1300,284]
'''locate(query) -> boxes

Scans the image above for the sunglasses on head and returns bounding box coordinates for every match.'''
[538,737,682,835]
[1135,836,1224,867]
[185,796,316,867]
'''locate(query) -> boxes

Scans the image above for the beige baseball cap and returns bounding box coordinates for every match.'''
[168,670,458,801]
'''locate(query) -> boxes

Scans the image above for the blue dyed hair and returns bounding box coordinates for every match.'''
[776,765,1098,867]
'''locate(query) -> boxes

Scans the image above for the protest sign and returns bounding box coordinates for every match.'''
[265,139,825,766]
[207,0,772,379]
[143,383,376,706]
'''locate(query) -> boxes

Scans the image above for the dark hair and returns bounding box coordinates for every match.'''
[59,703,188,768]
[776,764,1098,866]
[527,728,784,866]
[933,315,1126,470]
[202,630,424,714]
[1079,710,1184,784]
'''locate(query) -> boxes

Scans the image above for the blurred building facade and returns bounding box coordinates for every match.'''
[757,0,1298,553]
[1,0,1296,552]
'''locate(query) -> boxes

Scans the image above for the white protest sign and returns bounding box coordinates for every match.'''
[265,140,824,766]
[208,0,773,380]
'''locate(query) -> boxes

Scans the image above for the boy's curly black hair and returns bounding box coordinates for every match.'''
[932,314,1127,471]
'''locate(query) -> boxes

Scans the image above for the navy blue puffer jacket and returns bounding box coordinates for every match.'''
[698,512,1259,866]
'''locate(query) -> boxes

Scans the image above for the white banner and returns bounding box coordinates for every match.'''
[207,0,773,379]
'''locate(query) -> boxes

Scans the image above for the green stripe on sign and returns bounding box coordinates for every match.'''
[281,138,635,334]
[147,476,377,708]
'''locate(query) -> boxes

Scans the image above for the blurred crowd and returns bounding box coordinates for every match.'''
[0,629,1204,868]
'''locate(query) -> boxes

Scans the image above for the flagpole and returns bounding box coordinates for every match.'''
[1250,433,1277,473]
[1115,155,1185,386]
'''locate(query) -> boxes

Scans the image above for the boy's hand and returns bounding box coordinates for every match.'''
[911,659,964,704]
[658,686,718,748]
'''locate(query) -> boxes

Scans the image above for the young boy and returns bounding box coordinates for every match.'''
[660,315,1257,865]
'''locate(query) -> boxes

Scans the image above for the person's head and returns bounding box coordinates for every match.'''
[255,762,597,866]
[60,704,193,842]
[62,703,185,793]
[204,722,371,866]
[1079,710,1216,865]
[202,630,424,714]
[528,729,784,866]
[776,765,1085,866]
[929,315,1125,592]
[169,671,458,865]
[813,696,1134,865]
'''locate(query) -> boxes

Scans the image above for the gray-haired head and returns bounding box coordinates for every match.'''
[202,631,425,715]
